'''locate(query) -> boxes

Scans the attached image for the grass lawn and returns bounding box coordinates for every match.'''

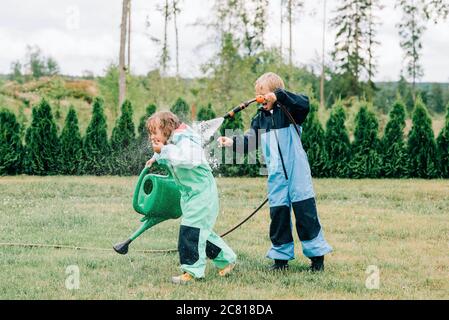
[0,176,448,299]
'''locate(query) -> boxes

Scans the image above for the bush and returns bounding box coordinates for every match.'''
[407,98,437,178]
[110,100,141,175]
[135,104,160,174]
[436,103,449,178]
[218,112,247,176]
[137,104,157,143]
[0,109,23,175]
[324,101,350,177]
[83,97,111,175]
[301,100,327,178]
[381,99,408,178]
[60,107,83,175]
[24,99,61,175]
[170,97,191,124]
[197,103,217,121]
[348,104,382,178]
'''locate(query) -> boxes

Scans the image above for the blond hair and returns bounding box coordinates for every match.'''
[146,111,181,139]
[255,72,285,94]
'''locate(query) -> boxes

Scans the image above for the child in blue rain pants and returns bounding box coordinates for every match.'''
[218,72,332,272]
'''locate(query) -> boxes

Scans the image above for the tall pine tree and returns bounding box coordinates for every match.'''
[407,97,437,178]
[0,109,23,175]
[331,0,378,98]
[137,104,157,143]
[396,75,415,112]
[24,99,61,175]
[135,104,157,173]
[436,102,449,178]
[219,112,245,176]
[110,99,138,175]
[324,102,351,177]
[60,107,83,175]
[111,100,136,150]
[381,99,408,178]
[348,103,382,178]
[396,0,426,96]
[83,97,111,175]
[197,103,216,121]
[170,97,191,123]
[301,100,327,177]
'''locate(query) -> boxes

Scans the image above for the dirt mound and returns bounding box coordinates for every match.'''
[1,77,98,104]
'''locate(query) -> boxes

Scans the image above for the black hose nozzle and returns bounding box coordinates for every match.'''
[223,98,257,119]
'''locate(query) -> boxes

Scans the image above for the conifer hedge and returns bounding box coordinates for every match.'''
[0,96,447,179]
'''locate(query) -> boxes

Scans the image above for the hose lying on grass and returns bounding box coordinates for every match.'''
[0,198,269,254]
[0,242,178,254]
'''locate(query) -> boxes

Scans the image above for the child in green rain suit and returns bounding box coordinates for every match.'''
[146,111,236,284]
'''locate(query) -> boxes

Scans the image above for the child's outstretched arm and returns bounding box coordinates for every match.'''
[233,116,260,154]
[274,89,310,125]
[152,139,206,168]
[218,116,260,155]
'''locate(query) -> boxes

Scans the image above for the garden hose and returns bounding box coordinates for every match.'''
[0,197,269,254]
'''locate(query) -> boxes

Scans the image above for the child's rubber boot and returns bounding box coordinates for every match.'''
[113,238,132,255]
[310,256,324,272]
[171,272,194,284]
[218,263,235,277]
[268,259,289,272]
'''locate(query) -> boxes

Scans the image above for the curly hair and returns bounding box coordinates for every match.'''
[146,111,181,139]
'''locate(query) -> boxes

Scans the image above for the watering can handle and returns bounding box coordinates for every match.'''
[132,164,172,214]
[132,167,150,213]
[133,164,172,193]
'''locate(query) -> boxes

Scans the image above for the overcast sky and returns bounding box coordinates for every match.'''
[1,0,448,82]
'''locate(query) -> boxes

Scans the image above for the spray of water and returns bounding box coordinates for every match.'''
[191,117,226,171]
[192,117,225,148]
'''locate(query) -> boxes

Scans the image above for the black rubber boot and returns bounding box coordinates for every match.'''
[310,256,324,272]
[268,259,289,271]
[113,238,132,255]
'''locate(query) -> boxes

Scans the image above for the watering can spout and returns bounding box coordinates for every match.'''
[113,238,132,254]
[113,166,182,254]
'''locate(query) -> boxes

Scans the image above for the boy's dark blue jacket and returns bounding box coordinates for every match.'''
[233,88,310,181]
[255,88,310,131]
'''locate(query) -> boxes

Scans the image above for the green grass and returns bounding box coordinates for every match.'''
[0,176,448,299]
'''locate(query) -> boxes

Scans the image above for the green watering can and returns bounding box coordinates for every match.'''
[113,166,182,255]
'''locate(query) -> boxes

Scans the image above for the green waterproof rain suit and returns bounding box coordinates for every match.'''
[152,123,236,278]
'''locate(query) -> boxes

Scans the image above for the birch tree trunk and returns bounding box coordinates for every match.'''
[119,0,130,110]
[280,0,283,57]
[173,0,180,78]
[288,0,292,66]
[320,0,327,109]
[127,0,131,71]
